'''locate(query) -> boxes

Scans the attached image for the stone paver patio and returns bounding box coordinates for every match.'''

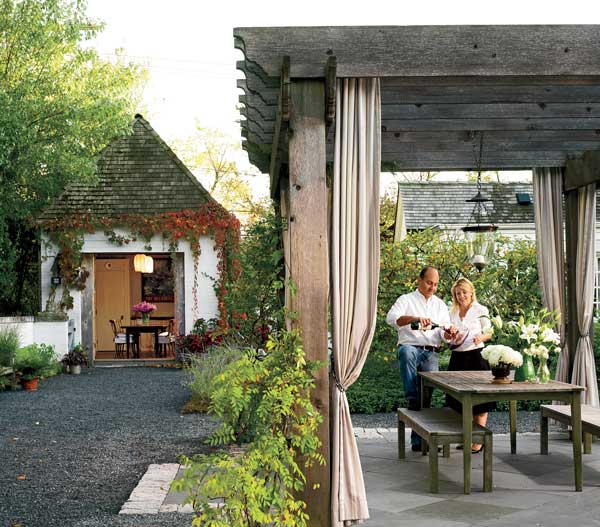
[124,428,600,526]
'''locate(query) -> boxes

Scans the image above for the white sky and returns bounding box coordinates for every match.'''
[85,0,600,196]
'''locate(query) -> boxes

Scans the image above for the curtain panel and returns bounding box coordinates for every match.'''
[532,168,569,383]
[330,78,381,526]
[571,183,600,406]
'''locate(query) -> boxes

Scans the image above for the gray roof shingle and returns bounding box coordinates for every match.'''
[39,115,214,220]
[398,181,535,230]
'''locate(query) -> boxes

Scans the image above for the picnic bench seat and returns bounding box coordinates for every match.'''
[397,407,493,493]
[540,404,600,455]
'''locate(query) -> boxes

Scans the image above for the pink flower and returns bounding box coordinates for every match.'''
[132,301,157,314]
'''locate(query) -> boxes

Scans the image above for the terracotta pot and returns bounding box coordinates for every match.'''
[21,377,40,391]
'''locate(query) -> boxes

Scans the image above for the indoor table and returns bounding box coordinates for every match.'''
[121,322,167,358]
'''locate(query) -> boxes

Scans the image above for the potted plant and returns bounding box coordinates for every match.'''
[132,301,157,325]
[0,326,20,390]
[14,344,60,391]
[481,344,523,384]
[61,344,88,375]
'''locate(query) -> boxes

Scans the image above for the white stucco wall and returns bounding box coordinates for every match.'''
[40,229,220,343]
[0,317,68,358]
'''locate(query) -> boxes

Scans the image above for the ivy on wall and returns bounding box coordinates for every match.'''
[40,202,241,326]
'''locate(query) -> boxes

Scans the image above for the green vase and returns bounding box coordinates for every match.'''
[537,356,551,384]
[514,353,537,383]
[141,313,150,325]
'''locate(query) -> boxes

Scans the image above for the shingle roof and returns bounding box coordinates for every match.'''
[39,115,214,220]
[398,182,535,230]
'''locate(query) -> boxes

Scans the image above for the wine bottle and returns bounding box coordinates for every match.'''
[410,320,441,330]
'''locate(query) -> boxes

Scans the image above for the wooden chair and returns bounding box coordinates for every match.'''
[157,319,176,358]
[109,319,137,359]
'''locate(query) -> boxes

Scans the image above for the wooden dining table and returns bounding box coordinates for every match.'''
[121,322,167,358]
[419,370,585,494]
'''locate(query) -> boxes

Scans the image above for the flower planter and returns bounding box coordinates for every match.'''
[71,364,81,375]
[490,364,512,384]
[21,377,40,391]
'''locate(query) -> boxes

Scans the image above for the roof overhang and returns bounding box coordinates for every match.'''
[235,25,600,183]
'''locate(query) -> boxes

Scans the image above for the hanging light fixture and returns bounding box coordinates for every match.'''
[133,254,154,273]
[462,132,498,271]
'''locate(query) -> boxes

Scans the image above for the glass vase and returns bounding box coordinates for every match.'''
[537,356,551,384]
[514,353,538,383]
[141,313,150,325]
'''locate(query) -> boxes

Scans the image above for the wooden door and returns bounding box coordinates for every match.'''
[95,258,130,351]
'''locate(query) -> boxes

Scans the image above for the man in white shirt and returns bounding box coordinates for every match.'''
[386,266,453,451]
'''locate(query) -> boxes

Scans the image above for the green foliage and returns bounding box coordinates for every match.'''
[348,229,542,413]
[183,341,243,413]
[173,330,325,527]
[14,343,60,380]
[0,0,146,315]
[225,208,286,346]
[0,326,20,389]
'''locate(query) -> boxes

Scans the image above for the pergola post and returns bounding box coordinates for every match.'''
[564,189,579,377]
[286,79,330,527]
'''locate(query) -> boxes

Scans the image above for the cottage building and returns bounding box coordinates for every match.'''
[38,115,237,362]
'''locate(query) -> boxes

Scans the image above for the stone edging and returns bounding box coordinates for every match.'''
[119,463,182,515]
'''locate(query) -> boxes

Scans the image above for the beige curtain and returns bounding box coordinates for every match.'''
[331,78,380,526]
[393,183,407,243]
[532,168,568,383]
[571,183,600,406]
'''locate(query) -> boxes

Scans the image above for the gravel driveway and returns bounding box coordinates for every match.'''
[0,367,216,527]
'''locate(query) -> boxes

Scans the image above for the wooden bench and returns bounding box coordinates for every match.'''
[540,404,600,455]
[397,407,493,493]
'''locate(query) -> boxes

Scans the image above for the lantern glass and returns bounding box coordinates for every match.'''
[144,255,154,273]
[134,254,146,272]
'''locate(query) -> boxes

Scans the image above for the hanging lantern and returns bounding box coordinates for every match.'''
[462,132,498,271]
[134,254,146,272]
[144,255,154,273]
[134,254,154,273]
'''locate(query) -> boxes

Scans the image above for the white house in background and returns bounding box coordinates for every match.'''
[37,115,233,362]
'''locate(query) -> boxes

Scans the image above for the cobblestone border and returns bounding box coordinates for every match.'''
[119,463,181,515]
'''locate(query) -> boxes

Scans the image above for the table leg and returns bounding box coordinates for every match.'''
[462,394,472,494]
[571,391,582,491]
[509,400,517,454]
[154,329,160,358]
[126,329,130,359]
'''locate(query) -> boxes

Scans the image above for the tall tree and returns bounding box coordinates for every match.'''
[172,124,268,224]
[0,0,146,314]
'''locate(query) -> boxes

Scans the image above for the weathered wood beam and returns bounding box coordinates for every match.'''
[287,79,330,527]
[269,57,290,199]
[564,189,579,377]
[234,26,600,78]
[382,117,600,131]
[81,255,94,363]
[565,151,600,190]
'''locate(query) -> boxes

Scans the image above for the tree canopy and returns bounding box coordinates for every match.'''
[0,0,146,314]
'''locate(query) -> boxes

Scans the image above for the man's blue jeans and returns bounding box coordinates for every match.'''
[397,344,439,447]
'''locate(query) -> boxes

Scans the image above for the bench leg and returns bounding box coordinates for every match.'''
[483,433,493,492]
[442,444,450,458]
[398,416,406,459]
[541,413,548,455]
[429,436,439,493]
[584,432,592,455]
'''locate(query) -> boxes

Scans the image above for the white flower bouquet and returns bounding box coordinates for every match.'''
[481,344,523,368]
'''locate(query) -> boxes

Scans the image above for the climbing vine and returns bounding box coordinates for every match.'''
[41,202,241,326]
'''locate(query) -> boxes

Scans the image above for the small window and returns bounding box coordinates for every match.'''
[515,192,532,205]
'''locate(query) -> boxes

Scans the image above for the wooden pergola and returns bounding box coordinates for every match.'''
[234,25,600,526]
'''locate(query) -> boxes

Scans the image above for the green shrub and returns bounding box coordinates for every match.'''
[173,330,324,527]
[182,341,243,413]
[0,326,20,389]
[14,343,60,381]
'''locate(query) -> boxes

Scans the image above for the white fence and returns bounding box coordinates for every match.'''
[0,316,69,359]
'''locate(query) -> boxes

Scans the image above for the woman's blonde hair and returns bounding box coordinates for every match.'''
[451,277,477,313]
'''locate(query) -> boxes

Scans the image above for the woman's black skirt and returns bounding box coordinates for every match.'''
[446,348,496,415]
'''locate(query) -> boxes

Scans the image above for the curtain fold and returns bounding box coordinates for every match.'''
[331,78,380,526]
[571,183,600,406]
[532,168,568,383]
